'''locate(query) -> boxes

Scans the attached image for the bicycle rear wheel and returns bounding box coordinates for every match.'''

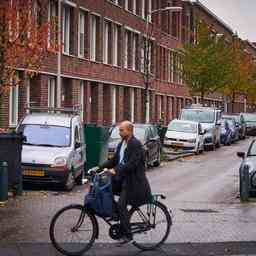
[49,204,98,256]
[128,201,172,251]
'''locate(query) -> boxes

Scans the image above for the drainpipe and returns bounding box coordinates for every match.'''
[57,0,62,108]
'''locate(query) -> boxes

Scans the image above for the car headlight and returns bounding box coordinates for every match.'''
[51,157,67,168]
[188,139,196,143]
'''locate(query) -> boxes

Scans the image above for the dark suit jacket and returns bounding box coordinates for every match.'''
[99,136,152,207]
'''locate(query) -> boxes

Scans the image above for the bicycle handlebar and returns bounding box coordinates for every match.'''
[88,167,108,176]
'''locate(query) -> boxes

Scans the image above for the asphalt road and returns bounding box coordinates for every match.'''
[1,137,256,255]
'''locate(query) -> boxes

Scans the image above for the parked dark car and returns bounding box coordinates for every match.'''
[220,119,232,146]
[241,113,256,136]
[222,115,240,141]
[108,123,161,167]
[237,139,256,196]
[222,114,246,140]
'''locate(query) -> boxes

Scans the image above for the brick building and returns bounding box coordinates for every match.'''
[0,0,255,129]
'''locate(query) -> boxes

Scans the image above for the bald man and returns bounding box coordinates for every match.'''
[99,121,152,245]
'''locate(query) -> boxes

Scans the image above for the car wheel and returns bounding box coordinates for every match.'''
[64,170,75,191]
[153,149,161,167]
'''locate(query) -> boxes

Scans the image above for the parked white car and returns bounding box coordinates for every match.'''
[17,111,86,191]
[164,119,205,154]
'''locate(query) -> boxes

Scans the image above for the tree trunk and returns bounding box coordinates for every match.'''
[200,91,205,106]
[231,91,236,113]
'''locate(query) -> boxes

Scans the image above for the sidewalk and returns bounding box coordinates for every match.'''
[1,242,256,256]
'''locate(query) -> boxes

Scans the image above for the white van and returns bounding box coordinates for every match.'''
[17,111,86,191]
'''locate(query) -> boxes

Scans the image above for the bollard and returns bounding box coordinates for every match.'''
[0,161,8,202]
[240,165,250,202]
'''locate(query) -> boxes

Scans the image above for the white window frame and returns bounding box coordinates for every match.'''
[133,0,136,14]
[171,51,174,83]
[132,33,136,70]
[62,5,70,54]
[124,30,128,68]
[48,77,56,108]
[48,0,57,48]
[103,20,109,64]
[9,84,19,127]
[141,0,145,19]
[125,0,128,10]
[90,15,97,61]
[78,10,86,58]
[148,0,152,22]
[80,81,84,121]
[112,87,116,124]
[113,24,118,66]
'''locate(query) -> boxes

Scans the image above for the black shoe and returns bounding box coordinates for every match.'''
[116,236,133,247]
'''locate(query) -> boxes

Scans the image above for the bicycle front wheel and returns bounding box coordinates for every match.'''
[129,201,172,251]
[49,204,98,256]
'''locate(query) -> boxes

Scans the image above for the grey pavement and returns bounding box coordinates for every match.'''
[1,138,256,255]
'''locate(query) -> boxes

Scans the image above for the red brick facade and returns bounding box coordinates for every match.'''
[1,0,255,129]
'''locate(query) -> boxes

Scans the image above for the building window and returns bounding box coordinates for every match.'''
[78,10,86,58]
[103,20,112,64]
[124,30,128,68]
[62,5,70,54]
[9,85,19,127]
[90,14,101,62]
[48,0,58,49]
[48,77,56,108]
[113,23,121,66]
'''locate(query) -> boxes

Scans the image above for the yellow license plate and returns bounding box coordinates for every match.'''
[23,170,45,177]
[172,143,183,147]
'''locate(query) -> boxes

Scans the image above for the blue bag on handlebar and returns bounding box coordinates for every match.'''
[84,172,113,217]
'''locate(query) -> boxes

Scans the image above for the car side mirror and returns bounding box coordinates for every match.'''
[75,142,81,149]
[237,152,245,158]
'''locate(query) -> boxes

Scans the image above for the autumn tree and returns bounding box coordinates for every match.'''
[0,0,57,98]
[221,36,256,112]
[182,20,233,104]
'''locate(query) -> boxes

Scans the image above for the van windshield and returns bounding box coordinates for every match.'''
[181,110,215,123]
[19,124,71,147]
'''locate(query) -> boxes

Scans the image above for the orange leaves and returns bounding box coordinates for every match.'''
[0,0,58,96]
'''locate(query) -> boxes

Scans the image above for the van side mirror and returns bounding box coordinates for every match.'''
[75,142,81,149]
[237,152,245,158]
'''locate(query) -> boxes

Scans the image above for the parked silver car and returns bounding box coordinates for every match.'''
[180,105,222,150]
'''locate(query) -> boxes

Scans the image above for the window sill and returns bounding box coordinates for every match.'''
[107,0,123,9]
[102,62,122,69]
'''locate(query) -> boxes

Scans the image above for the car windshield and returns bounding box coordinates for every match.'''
[110,126,146,141]
[223,116,239,123]
[243,114,256,122]
[19,124,71,147]
[226,119,234,128]
[168,122,197,134]
[248,141,256,156]
[181,110,215,123]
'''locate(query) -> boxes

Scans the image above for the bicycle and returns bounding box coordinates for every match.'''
[49,168,173,256]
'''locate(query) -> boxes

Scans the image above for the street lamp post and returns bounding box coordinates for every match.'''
[144,6,182,124]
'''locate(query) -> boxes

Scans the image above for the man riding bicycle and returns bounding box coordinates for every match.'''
[99,121,152,245]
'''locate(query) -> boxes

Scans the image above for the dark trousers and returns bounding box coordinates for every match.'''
[117,189,132,238]
[112,180,132,238]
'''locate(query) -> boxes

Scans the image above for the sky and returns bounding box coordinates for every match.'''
[197,0,256,42]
